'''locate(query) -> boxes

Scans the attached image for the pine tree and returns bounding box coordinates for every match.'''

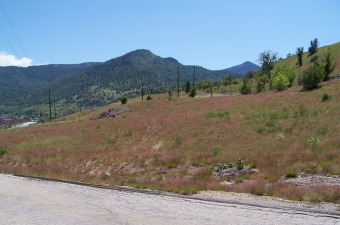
[323,48,335,81]
[296,47,304,85]
[308,38,318,56]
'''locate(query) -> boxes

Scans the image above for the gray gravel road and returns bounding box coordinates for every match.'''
[0,174,339,225]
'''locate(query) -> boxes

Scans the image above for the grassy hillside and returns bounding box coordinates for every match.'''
[1,78,339,202]
[275,42,340,83]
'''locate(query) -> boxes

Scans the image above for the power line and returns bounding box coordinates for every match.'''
[0,2,28,57]
[0,25,20,56]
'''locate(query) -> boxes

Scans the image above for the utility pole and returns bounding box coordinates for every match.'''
[54,98,56,119]
[177,66,180,97]
[141,82,144,101]
[193,66,196,90]
[49,86,52,123]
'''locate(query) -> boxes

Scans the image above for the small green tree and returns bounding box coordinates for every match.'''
[296,47,304,85]
[323,48,335,81]
[184,81,191,93]
[258,50,278,88]
[255,72,267,93]
[146,95,153,101]
[240,80,252,95]
[302,62,324,90]
[189,88,197,98]
[272,72,289,91]
[232,78,241,85]
[275,64,295,87]
[308,38,318,56]
[120,96,128,104]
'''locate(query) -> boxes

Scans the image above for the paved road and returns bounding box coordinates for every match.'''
[0,174,339,225]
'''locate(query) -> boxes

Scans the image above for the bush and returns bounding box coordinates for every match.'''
[146,95,153,101]
[120,96,128,104]
[272,72,289,91]
[232,78,241,85]
[240,81,252,95]
[275,64,295,87]
[0,146,9,155]
[302,62,324,90]
[322,93,332,102]
[189,89,197,98]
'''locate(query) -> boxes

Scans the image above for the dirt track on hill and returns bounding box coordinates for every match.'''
[0,174,339,225]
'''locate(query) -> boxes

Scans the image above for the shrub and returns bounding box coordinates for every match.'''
[205,110,231,120]
[275,64,295,87]
[308,136,319,147]
[272,72,289,91]
[232,78,241,85]
[120,96,128,104]
[294,105,309,118]
[211,146,222,156]
[286,170,298,178]
[302,62,324,90]
[146,95,153,101]
[235,159,246,170]
[322,93,331,102]
[240,81,252,95]
[107,135,117,145]
[189,89,197,98]
[0,146,9,155]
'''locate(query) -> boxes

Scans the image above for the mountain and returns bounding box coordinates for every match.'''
[49,49,236,111]
[224,61,259,75]
[0,50,235,118]
[0,62,100,102]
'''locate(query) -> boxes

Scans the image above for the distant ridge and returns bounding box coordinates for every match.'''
[224,61,259,75]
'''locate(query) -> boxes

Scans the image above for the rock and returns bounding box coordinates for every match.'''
[92,105,127,120]
[89,170,96,176]
[222,168,239,176]
[220,181,234,186]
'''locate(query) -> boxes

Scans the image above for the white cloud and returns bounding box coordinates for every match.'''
[0,52,32,67]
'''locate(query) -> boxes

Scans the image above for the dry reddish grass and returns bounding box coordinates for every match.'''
[0,79,339,202]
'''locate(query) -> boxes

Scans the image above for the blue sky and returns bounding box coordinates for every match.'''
[0,0,339,69]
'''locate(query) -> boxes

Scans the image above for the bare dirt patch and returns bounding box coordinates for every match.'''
[281,172,340,187]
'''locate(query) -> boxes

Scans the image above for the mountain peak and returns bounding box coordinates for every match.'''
[224,61,259,76]
[124,49,154,58]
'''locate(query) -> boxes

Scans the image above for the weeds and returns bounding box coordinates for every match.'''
[107,135,117,145]
[322,93,332,102]
[276,133,285,141]
[286,170,298,178]
[216,159,255,172]
[0,146,9,155]
[205,110,231,120]
[308,136,319,147]
[147,95,153,101]
[294,105,309,118]
[125,130,132,137]
[211,146,221,156]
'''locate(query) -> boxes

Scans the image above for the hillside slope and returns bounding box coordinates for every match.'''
[1,79,339,202]
[275,42,340,80]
